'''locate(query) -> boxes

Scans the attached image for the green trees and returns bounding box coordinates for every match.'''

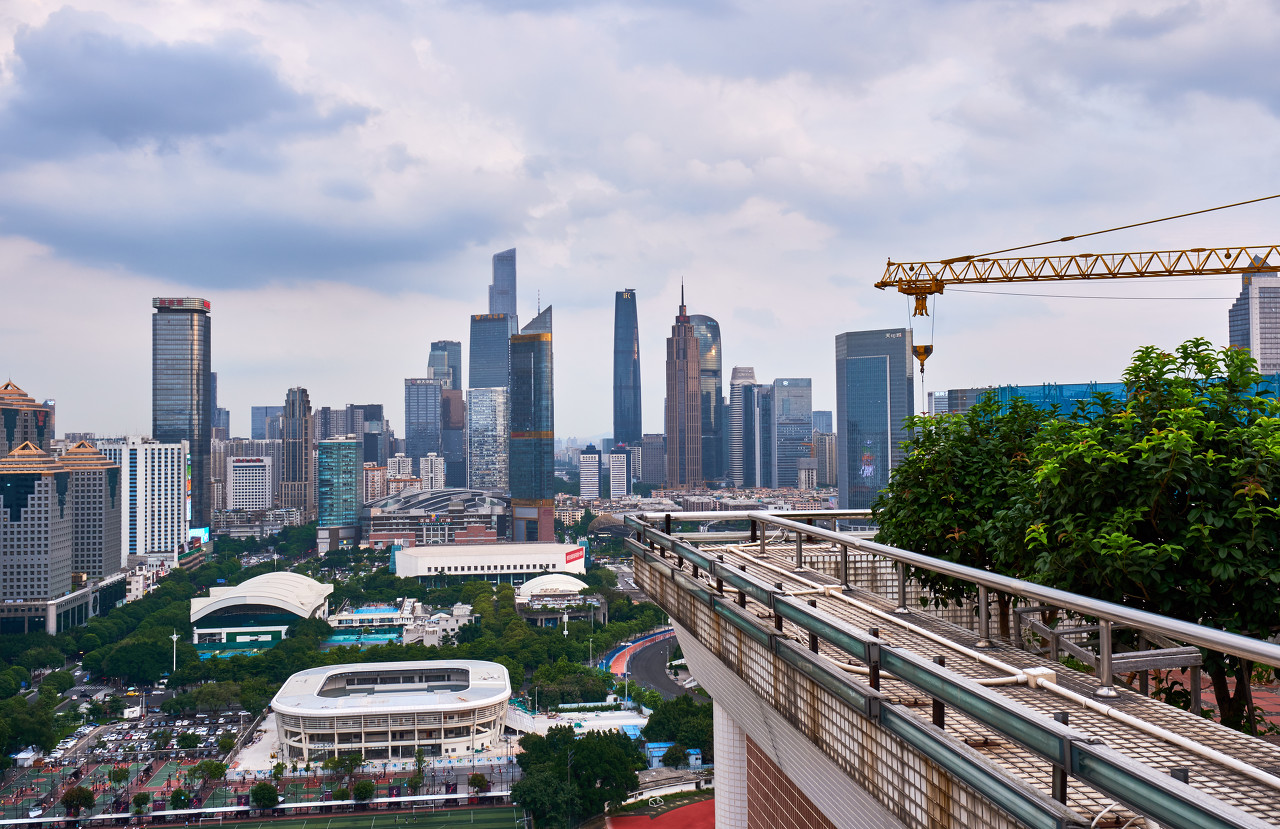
[250,782,280,810]
[40,670,75,696]
[60,786,96,816]
[352,780,375,802]
[177,733,199,750]
[642,696,713,757]
[660,744,688,768]
[874,338,1280,733]
[217,736,235,754]
[108,766,130,787]
[467,772,488,794]
[131,792,151,814]
[513,725,642,825]
[169,788,191,810]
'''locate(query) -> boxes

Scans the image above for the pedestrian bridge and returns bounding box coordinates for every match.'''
[625,510,1280,829]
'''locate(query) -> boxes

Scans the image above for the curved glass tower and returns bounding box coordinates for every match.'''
[613,290,642,446]
[689,314,724,481]
[151,297,211,532]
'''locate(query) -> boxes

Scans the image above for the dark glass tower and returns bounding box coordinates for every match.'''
[469,313,515,389]
[773,378,812,488]
[281,387,315,519]
[490,248,518,319]
[429,340,463,390]
[151,297,211,531]
[665,290,702,488]
[835,328,914,510]
[689,314,723,481]
[510,307,554,541]
[404,378,444,473]
[613,289,642,446]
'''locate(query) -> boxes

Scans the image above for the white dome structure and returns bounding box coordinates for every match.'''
[516,573,590,598]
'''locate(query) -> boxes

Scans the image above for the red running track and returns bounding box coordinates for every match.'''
[609,630,676,676]
[606,799,714,828]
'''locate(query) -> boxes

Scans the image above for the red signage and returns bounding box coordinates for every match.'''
[566,548,584,564]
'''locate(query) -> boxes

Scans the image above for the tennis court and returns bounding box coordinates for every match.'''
[211,807,523,829]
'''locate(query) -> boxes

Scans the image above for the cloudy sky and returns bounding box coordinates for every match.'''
[2,0,1278,441]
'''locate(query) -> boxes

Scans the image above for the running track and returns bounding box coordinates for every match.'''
[608,630,676,676]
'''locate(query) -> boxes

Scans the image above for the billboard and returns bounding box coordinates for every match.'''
[566,547,585,564]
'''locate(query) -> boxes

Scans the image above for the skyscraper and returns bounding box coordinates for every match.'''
[813,431,838,488]
[250,405,284,441]
[151,297,211,532]
[740,382,774,488]
[773,378,813,489]
[490,248,518,319]
[0,444,73,633]
[579,444,602,500]
[98,437,190,560]
[0,381,54,456]
[466,387,509,491]
[836,328,914,510]
[613,289,642,446]
[812,410,833,434]
[665,289,703,489]
[429,340,463,390]
[608,447,631,499]
[509,307,555,541]
[210,371,230,438]
[689,314,724,481]
[404,378,444,474]
[441,389,467,487]
[640,434,666,485]
[1229,264,1280,373]
[317,438,364,552]
[469,313,516,389]
[281,387,316,519]
[58,441,123,580]
[728,367,757,487]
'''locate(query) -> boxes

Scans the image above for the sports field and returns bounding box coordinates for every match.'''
[214,808,524,829]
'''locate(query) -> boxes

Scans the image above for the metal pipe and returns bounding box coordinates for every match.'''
[977,586,992,648]
[1095,620,1118,698]
[932,655,946,729]
[895,561,909,614]
[1052,712,1068,803]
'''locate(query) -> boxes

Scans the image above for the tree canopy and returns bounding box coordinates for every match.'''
[513,725,642,824]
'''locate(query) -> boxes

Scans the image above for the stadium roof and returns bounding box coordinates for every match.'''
[517,574,590,598]
[363,487,509,515]
[190,572,333,624]
[270,660,511,716]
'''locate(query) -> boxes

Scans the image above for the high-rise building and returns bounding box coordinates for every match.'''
[812,410,833,434]
[214,438,283,507]
[58,441,123,581]
[689,314,724,481]
[796,457,818,490]
[281,387,316,519]
[579,444,602,500]
[640,434,665,486]
[210,372,231,439]
[466,388,509,491]
[490,248,518,319]
[773,378,813,489]
[728,367,757,487]
[151,297,211,533]
[0,381,55,456]
[441,389,467,487]
[613,289,642,446]
[430,340,463,391]
[404,378,445,475]
[344,403,390,467]
[813,431,838,488]
[1229,263,1280,373]
[0,444,73,633]
[98,437,190,561]
[388,454,415,478]
[665,289,703,489]
[317,438,364,552]
[608,448,631,499]
[509,307,555,542]
[740,383,774,488]
[836,328,914,510]
[363,463,387,502]
[250,405,284,441]
[421,453,447,491]
[226,457,273,511]
[469,313,516,390]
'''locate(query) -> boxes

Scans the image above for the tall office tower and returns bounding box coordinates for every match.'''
[281,387,316,519]
[509,307,555,541]
[613,289,642,446]
[728,367,757,486]
[430,340,464,391]
[251,405,284,441]
[0,382,55,456]
[421,453,447,491]
[404,378,445,475]
[151,297,211,532]
[441,389,467,487]
[813,432,838,487]
[317,438,364,552]
[469,313,516,390]
[773,378,813,488]
[738,383,775,488]
[579,444,602,500]
[812,410,833,435]
[836,328,914,510]
[490,248,518,319]
[346,404,390,467]
[625,444,642,487]
[1229,266,1280,372]
[0,444,73,633]
[210,372,230,439]
[58,441,123,580]
[665,290,703,489]
[466,387,509,491]
[640,434,666,485]
[98,437,190,560]
[688,314,724,481]
[226,457,272,510]
[607,448,631,499]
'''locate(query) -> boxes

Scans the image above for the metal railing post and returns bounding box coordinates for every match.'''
[808,600,819,653]
[868,627,881,690]
[664,513,672,535]
[895,562,909,614]
[795,531,803,568]
[976,586,992,648]
[1095,620,1119,698]
[932,655,945,728]
[749,520,758,543]
[760,522,767,556]
[1052,712,1068,803]
[840,543,849,587]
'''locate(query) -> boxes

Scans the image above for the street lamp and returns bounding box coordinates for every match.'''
[170,630,179,674]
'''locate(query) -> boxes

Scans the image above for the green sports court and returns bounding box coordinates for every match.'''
[206,808,524,829]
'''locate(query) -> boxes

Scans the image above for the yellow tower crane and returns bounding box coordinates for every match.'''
[875,244,1280,375]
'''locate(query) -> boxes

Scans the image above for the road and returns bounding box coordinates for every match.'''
[626,636,695,701]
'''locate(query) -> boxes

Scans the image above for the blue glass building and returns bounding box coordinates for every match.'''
[773,378,812,488]
[404,378,444,474]
[689,314,724,481]
[151,297,211,532]
[510,307,554,541]
[836,328,914,510]
[429,340,463,390]
[469,313,516,390]
[613,290,642,446]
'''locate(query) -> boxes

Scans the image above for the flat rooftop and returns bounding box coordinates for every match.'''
[270,660,510,716]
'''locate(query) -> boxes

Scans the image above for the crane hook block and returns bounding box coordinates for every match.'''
[913,344,934,374]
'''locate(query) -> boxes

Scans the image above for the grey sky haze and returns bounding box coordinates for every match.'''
[2,0,1278,441]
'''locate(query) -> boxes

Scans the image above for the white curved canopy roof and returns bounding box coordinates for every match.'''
[517,573,589,598]
[190,571,333,624]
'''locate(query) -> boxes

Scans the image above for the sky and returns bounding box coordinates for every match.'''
[2,0,1279,441]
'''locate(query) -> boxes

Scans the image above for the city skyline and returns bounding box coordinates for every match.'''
[3,3,1278,441]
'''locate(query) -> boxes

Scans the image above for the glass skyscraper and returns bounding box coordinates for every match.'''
[665,292,703,488]
[689,314,724,481]
[812,410,833,434]
[613,289,642,446]
[740,383,774,488]
[728,367,757,487]
[836,328,914,510]
[281,387,316,519]
[251,405,284,440]
[429,340,463,390]
[1229,264,1280,374]
[509,307,555,541]
[467,387,509,491]
[151,297,211,532]
[490,248,517,318]
[469,313,516,390]
[404,378,444,473]
[773,378,813,488]
[318,438,364,527]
